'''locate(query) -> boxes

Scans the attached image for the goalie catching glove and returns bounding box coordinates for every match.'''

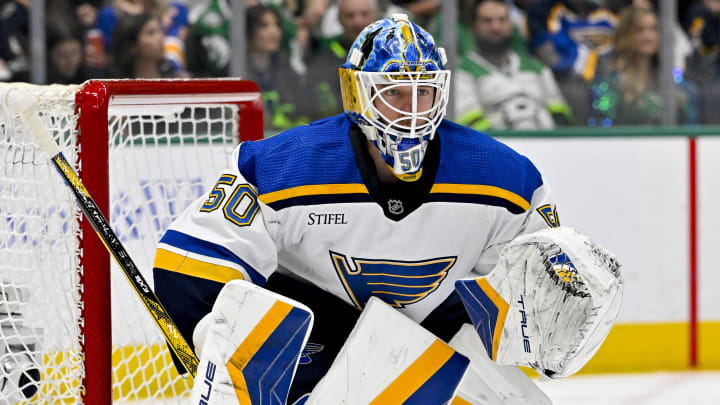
[455,226,622,378]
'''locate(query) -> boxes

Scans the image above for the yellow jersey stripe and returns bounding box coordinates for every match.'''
[227,301,293,405]
[259,183,369,204]
[430,183,531,211]
[153,248,245,284]
[690,17,704,36]
[583,50,599,82]
[548,3,564,33]
[370,339,455,404]
[478,278,510,361]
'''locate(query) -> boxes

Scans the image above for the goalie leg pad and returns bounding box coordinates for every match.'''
[449,324,553,405]
[455,226,622,378]
[305,297,470,404]
[190,279,314,405]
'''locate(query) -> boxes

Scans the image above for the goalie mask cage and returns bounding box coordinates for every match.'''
[0,79,263,404]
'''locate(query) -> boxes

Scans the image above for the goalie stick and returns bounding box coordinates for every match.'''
[2,88,199,377]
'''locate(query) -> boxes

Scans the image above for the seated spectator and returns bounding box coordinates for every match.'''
[427,0,483,59]
[245,4,309,133]
[293,0,329,61]
[46,0,100,31]
[46,18,87,84]
[186,0,232,77]
[455,0,571,130]
[187,0,307,77]
[108,13,180,78]
[0,0,29,81]
[527,0,618,123]
[304,0,379,120]
[608,0,692,71]
[684,0,720,71]
[390,0,441,26]
[528,0,617,80]
[684,0,720,122]
[590,6,698,125]
[96,0,189,76]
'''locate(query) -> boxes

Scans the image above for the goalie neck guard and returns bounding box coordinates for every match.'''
[339,14,450,182]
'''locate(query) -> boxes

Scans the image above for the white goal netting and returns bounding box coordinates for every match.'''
[0,81,248,403]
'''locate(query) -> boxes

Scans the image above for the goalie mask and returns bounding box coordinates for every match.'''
[339,15,451,181]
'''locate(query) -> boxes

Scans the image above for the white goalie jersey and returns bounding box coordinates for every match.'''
[152,114,560,341]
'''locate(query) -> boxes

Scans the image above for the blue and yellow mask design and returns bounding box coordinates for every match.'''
[338,15,451,182]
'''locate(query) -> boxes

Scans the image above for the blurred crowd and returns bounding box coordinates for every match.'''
[1,0,719,131]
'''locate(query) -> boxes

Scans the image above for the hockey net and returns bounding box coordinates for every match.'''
[0,79,263,404]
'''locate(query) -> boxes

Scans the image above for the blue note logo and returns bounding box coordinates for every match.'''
[299,343,324,365]
[330,251,456,309]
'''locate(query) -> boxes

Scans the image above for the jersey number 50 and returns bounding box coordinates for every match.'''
[200,174,259,227]
[398,149,421,172]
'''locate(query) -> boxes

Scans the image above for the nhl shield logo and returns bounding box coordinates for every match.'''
[388,199,404,215]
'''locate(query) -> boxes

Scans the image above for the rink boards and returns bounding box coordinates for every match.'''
[504,135,720,371]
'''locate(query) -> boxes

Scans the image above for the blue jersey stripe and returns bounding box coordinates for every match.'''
[159,230,266,286]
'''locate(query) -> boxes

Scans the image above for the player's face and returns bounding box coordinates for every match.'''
[252,11,282,53]
[632,12,659,57]
[474,2,513,44]
[136,19,165,62]
[373,84,435,129]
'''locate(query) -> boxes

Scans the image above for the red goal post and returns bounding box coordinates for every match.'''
[0,79,263,404]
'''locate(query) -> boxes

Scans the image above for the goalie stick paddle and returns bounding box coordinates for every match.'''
[6,89,199,377]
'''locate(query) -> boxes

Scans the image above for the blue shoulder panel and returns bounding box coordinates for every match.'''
[432,120,544,214]
[236,114,372,210]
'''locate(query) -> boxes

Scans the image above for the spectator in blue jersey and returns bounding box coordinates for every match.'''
[526,0,618,124]
[590,6,698,125]
[527,0,617,80]
[455,0,572,130]
[304,0,380,121]
[244,4,310,133]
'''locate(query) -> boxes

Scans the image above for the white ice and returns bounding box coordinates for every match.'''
[538,371,720,405]
[123,371,720,404]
